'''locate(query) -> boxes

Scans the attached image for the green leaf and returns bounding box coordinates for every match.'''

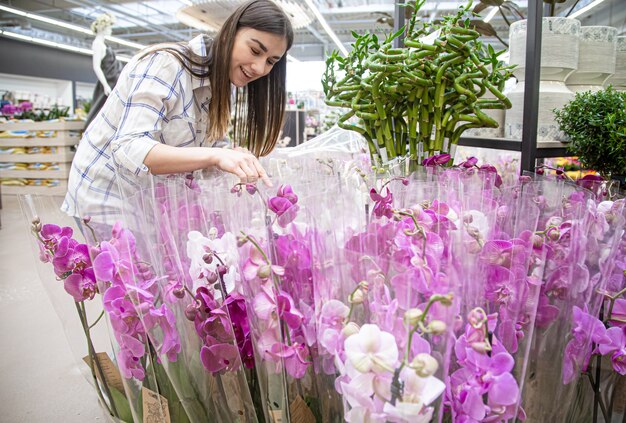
[110,387,134,423]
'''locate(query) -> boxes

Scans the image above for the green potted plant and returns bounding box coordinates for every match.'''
[554,86,626,184]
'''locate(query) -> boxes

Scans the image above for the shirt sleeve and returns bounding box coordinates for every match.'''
[110,51,186,175]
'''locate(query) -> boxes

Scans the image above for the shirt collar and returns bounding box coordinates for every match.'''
[188,34,211,91]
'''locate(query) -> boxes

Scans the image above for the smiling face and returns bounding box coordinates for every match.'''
[229,28,288,88]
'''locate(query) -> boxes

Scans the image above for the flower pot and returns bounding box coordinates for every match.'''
[509,17,581,82]
[605,36,626,91]
[567,26,618,93]
[506,18,580,141]
[505,80,574,141]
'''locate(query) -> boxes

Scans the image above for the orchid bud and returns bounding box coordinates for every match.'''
[32,216,41,225]
[245,184,257,195]
[358,281,369,292]
[401,178,409,186]
[532,234,544,248]
[546,216,563,228]
[411,353,439,377]
[257,265,271,279]
[237,235,248,247]
[82,215,91,224]
[172,287,186,299]
[471,341,490,353]
[466,225,481,239]
[403,308,423,326]
[32,222,42,233]
[427,320,447,335]
[230,186,240,194]
[349,288,365,304]
[463,214,473,224]
[434,293,453,306]
[184,303,198,321]
[202,253,213,264]
[217,264,228,276]
[548,229,560,242]
[342,322,360,338]
[536,168,545,175]
[206,270,218,284]
[208,227,218,240]
[468,307,487,327]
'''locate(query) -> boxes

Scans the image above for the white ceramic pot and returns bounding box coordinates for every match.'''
[567,26,617,91]
[505,80,574,141]
[605,36,626,90]
[509,17,581,82]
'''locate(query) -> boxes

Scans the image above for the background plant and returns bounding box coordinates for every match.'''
[554,87,626,179]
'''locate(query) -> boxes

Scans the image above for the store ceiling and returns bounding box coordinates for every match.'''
[0,0,624,62]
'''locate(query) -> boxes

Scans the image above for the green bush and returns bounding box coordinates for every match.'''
[554,86,626,178]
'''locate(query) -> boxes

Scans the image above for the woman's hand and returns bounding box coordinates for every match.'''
[208,148,272,187]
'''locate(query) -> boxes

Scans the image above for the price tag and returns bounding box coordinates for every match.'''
[142,386,171,423]
[82,352,125,393]
[289,395,316,423]
[419,28,442,46]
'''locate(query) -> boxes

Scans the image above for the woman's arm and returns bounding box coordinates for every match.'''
[144,143,272,186]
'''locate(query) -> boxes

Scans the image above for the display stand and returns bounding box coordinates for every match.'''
[0,120,83,195]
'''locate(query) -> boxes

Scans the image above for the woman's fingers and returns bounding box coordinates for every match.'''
[250,157,273,187]
[239,160,258,182]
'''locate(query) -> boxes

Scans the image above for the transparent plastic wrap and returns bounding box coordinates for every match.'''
[19,194,133,422]
[514,176,626,422]
[114,170,258,423]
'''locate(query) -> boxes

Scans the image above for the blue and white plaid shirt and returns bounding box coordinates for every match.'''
[62,34,213,222]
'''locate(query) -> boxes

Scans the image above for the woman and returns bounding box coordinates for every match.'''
[63,0,293,222]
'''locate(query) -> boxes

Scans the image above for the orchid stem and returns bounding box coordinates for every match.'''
[241,232,270,264]
[88,310,105,330]
[76,302,117,417]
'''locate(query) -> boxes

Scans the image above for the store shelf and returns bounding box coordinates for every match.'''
[0,149,74,163]
[0,134,79,147]
[1,181,67,195]
[458,136,572,159]
[0,165,70,179]
[0,120,83,196]
[0,120,85,131]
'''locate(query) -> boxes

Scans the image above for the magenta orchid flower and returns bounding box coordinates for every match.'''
[370,187,394,219]
[597,327,626,375]
[422,153,451,167]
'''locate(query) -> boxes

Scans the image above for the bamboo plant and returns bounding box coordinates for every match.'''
[322,0,514,166]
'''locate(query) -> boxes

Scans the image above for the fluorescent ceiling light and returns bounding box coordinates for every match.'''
[569,0,608,19]
[179,0,194,5]
[0,29,133,62]
[0,4,145,49]
[483,7,498,23]
[302,0,348,56]
[0,29,93,55]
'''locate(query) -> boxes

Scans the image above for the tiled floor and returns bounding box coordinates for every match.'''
[0,195,107,422]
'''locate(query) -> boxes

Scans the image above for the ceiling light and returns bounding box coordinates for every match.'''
[569,0,608,19]
[483,7,498,23]
[302,0,348,56]
[0,29,92,55]
[179,0,194,5]
[0,29,133,62]
[0,4,145,49]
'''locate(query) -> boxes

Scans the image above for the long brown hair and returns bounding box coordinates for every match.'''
[136,0,293,157]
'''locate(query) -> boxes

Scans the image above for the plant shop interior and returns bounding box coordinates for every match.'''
[1,0,625,422]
